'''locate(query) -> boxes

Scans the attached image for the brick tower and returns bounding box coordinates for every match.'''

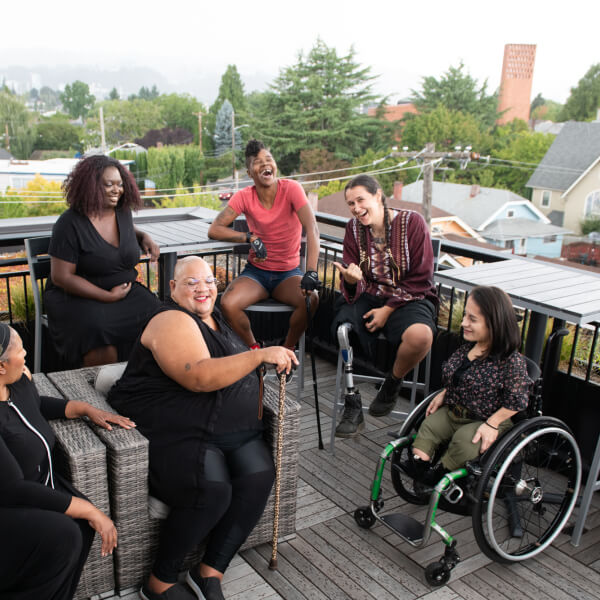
[497,44,536,125]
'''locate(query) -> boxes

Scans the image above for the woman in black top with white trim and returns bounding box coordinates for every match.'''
[0,323,135,600]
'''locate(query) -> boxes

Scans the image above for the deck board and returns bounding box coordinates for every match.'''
[103,355,600,600]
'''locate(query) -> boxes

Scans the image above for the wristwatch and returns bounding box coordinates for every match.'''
[246,231,253,243]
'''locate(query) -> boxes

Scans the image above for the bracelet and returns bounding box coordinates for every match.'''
[245,231,253,243]
[484,421,498,430]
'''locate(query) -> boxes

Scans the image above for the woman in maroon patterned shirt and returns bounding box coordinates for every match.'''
[408,286,531,487]
[332,175,438,436]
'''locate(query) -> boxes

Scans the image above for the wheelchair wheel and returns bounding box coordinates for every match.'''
[354,506,376,529]
[472,417,581,563]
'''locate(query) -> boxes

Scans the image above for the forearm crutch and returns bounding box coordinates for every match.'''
[269,371,286,570]
[305,294,324,449]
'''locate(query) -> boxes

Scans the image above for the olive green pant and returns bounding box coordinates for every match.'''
[412,406,513,471]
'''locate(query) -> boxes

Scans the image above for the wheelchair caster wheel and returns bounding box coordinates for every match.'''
[425,561,451,586]
[354,506,376,529]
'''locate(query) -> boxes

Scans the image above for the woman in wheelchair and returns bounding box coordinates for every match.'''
[354,285,582,586]
[406,285,531,489]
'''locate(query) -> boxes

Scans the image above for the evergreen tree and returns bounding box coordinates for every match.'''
[559,63,600,121]
[108,87,120,100]
[251,39,390,172]
[206,65,247,155]
[214,100,241,157]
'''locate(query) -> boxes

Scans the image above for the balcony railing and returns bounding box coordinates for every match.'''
[0,212,598,386]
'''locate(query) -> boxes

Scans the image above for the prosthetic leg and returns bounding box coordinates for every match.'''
[334,323,365,437]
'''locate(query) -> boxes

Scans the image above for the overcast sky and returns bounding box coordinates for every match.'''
[3,0,599,104]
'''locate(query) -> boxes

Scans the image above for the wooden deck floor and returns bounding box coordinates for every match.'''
[114,356,600,600]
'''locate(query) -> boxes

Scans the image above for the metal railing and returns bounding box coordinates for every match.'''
[1,212,598,386]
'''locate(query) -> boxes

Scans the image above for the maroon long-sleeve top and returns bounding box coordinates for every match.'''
[340,210,438,310]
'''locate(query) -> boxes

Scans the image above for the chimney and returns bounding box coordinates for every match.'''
[470,184,480,198]
[393,181,403,202]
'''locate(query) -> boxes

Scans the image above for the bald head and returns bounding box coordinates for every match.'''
[173,256,210,280]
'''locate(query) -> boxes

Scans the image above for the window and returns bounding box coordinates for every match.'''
[584,190,600,217]
[507,210,515,218]
[541,190,551,207]
[544,235,557,244]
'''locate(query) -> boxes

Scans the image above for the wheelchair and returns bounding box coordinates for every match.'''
[353,357,582,587]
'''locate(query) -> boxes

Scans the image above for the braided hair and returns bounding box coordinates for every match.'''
[344,175,400,282]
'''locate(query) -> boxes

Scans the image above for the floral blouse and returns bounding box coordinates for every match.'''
[442,343,531,419]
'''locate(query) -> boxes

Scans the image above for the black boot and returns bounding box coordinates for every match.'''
[368,374,402,417]
[400,453,430,480]
[335,392,365,438]
[414,462,449,495]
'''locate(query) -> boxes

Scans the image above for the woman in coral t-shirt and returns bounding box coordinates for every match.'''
[208,140,320,351]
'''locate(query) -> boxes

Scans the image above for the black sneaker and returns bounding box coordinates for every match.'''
[185,571,225,600]
[368,375,402,417]
[139,582,196,600]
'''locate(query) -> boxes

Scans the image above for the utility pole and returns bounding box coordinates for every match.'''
[4,124,9,152]
[390,145,477,228]
[194,112,203,154]
[99,106,106,153]
[231,109,236,185]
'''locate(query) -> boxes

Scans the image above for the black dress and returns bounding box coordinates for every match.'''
[0,375,95,600]
[44,206,160,361]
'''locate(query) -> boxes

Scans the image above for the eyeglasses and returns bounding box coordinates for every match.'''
[175,277,218,289]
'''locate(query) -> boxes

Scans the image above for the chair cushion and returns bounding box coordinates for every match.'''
[94,363,127,396]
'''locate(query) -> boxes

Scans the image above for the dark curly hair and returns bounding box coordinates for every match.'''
[344,174,400,282]
[62,155,143,216]
[468,286,521,359]
[245,139,267,170]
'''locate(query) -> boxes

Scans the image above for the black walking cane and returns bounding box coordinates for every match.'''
[305,294,324,450]
[269,371,286,570]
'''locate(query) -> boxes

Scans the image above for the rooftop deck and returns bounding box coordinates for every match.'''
[112,356,600,600]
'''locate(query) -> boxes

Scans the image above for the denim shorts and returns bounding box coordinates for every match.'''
[239,262,302,294]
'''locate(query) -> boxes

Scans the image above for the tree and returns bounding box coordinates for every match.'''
[0,91,35,158]
[35,115,81,151]
[134,127,193,148]
[39,86,60,111]
[155,93,203,142]
[559,63,600,121]
[214,100,241,156]
[251,39,391,172]
[108,87,120,100]
[411,62,499,129]
[132,85,160,101]
[400,105,489,153]
[60,80,95,119]
[87,99,162,146]
[206,65,247,155]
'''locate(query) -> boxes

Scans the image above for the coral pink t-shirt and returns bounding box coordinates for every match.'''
[228,179,307,271]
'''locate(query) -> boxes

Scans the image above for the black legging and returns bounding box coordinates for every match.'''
[0,507,94,600]
[153,433,275,582]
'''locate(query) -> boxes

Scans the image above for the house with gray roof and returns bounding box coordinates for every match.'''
[402,180,570,257]
[526,121,600,234]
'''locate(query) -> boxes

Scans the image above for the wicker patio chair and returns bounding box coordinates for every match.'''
[32,373,115,600]
[48,365,300,593]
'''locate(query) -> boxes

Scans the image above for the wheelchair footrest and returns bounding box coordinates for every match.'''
[380,513,423,543]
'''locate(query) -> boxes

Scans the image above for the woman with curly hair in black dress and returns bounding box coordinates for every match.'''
[44,155,160,366]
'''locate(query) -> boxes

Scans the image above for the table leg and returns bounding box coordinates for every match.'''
[158,252,177,300]
[524,311,547,364]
